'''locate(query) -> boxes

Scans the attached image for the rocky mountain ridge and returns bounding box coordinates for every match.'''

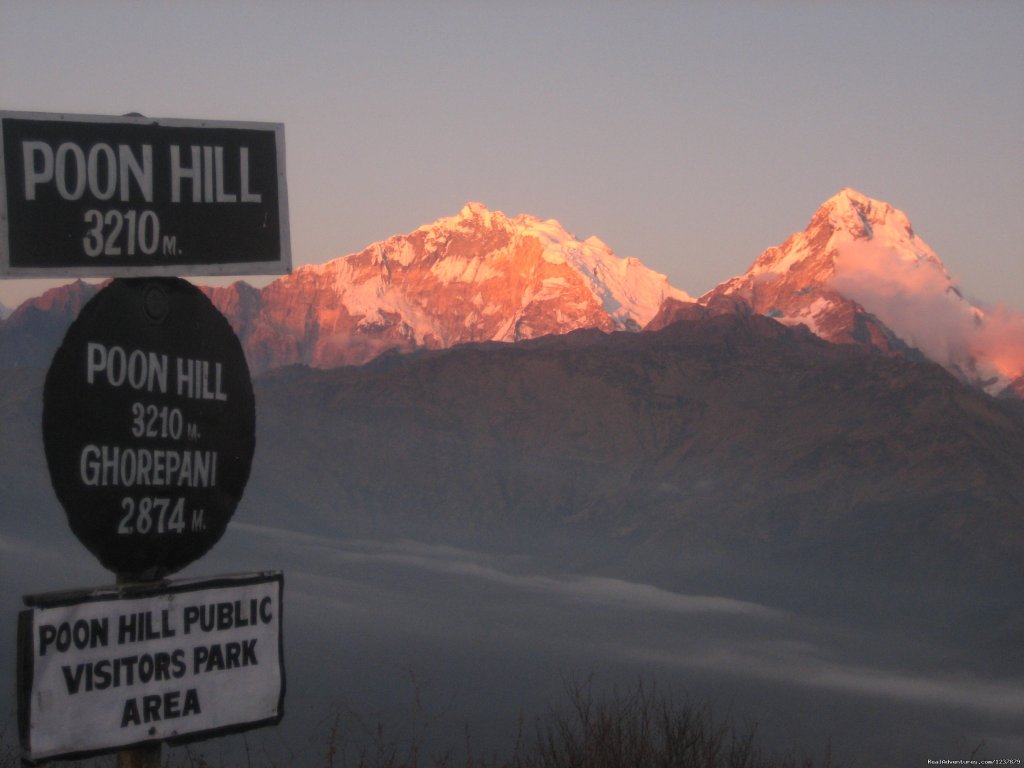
[6,306,1022,606]
[206,308,1024,630]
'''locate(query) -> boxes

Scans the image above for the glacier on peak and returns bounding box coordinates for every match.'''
[425,202,690,327]
[823,187,911,232]
[195,202,692,371]
[460,201,489,217]
[457,201,496,227]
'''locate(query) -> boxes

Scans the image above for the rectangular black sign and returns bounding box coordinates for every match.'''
[0,111,290,277]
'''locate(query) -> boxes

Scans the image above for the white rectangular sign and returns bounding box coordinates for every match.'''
[18,572,284,764]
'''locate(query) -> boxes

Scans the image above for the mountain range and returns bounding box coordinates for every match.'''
[4,283,1022,653]
[2,188,1022,400]
[4,187,1022,615]
[5,188,1024,596]
[3,190,1024,761]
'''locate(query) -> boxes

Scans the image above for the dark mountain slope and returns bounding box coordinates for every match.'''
[5,310,1022,656]
[249,312,1024,612]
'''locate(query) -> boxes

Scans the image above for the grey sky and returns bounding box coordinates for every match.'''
[1,1,1021,311]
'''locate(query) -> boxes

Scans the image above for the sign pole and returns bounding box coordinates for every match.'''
[117,746,161,768]
[115,574,162,768]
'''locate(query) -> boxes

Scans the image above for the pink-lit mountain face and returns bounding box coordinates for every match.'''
[3,191,1023,398]
[206,203,689,373]
[699,188,1022,394]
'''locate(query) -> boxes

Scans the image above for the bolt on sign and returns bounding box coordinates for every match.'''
[42,277,256,580]
[17,572,284,764]
[0,110,290,277]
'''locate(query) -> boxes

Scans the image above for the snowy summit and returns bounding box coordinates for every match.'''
[704,187,1017,391]
[207,203,689,372]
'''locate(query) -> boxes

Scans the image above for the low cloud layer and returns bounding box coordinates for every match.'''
[232,524,1024,723]
[832,242,1024,384]
[634,642,1024,719]
[233,525,785,620]
[6,523,1020,762]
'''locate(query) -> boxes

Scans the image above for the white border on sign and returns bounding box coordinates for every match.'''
[18,571,285,765]
[0,110,291,278]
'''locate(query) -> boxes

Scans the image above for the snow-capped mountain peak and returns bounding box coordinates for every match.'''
[821,187,911,239]
[744,188,938,282]
[205,203,689,371]
[705,188,1019,391]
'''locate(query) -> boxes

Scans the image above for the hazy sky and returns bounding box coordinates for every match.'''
[1,1,1021,310]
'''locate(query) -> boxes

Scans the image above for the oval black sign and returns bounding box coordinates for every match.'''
[42,277,255,579]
